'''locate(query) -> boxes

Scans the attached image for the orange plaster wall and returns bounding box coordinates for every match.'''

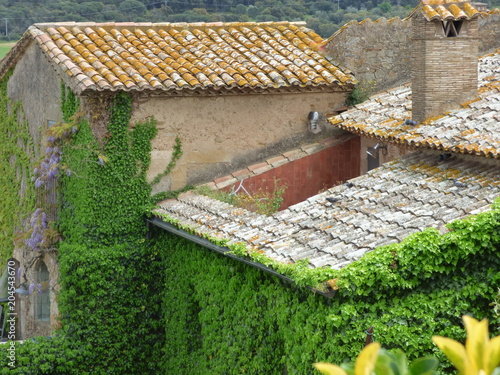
[223,136,360,210]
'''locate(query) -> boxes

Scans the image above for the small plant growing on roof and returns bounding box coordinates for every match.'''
[346,80,376,106]
[195,178,287,215]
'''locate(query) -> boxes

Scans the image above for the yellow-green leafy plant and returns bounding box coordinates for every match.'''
[314,342,438,375]
[315,316,500,375]
[432,316,500,375]
[315,342,380,375]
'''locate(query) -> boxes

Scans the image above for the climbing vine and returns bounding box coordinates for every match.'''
[150,135,183,186]
[1,88,164,374]
[0,71,35,268]
[1,79,499,375]
[157,197,500,374]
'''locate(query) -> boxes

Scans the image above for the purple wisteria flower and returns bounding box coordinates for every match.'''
[26,208,49,251]
[35,178,44,188]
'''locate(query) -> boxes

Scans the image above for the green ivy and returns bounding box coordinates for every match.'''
[0,70,35,268]
[57,90,163,374]
[151,137,182,186]
[59,92,157,247]
[1,79,499,375]
[150,135,183,186]
[0,88,164,374]
[156,197,500,374]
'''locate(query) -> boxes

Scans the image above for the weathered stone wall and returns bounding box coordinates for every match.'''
[324,18,411,94]
[130,90,351,192]
[12,250,60,339]
[7,43,62,339]
[324,10,500,94]
[8,43,63,156]
[478,9,500,53]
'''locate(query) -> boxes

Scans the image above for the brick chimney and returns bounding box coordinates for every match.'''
[410,0,481,123]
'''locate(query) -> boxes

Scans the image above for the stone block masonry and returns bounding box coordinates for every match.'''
[324,10,500,94]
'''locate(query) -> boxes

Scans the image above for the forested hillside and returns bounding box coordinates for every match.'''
[0,0,498,40]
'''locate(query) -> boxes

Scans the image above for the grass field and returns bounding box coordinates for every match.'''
[0,42,16,59]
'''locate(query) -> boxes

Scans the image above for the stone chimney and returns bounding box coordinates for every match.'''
[410,0,481,123]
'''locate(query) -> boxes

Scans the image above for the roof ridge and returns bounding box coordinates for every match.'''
[31,21,308,33]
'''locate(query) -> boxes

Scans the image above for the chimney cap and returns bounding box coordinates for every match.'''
[408,0,482,21]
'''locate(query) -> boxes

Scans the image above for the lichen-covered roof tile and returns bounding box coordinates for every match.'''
[153,150,500,271]
[329,48,500,158]
[417,0,481,21]
[26,21,355,95]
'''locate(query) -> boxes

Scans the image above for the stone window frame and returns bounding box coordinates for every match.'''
[35,261,50,322]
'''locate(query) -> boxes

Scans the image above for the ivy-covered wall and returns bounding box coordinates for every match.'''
[0,71,35,270]
[1,77,499,374]
[1,89,165,373]
[159,198,500,374]
[56,90,163,374]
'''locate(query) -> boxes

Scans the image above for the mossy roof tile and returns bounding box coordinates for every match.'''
[417,0,481,21]
[23,21,354,94]
[153,150,500,270]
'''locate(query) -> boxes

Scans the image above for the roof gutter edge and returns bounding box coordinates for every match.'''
[147,217,336,298]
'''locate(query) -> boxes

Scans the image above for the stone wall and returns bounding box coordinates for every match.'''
[324,10,500,94]
[324,17,411,94]
[478,9,500,53]
[11,250,60,339]
[8,44,63,157]
[7,43,62,339]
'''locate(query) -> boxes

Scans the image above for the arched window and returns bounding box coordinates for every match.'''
[35,262,50,322]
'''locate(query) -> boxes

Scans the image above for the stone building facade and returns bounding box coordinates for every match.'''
[324,9,500,94]
[0,21,355,338]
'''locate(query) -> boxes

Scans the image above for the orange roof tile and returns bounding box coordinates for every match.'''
[20,21,355,95]
[416,0,481,21]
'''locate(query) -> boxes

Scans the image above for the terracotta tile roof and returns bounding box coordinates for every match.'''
[153,150,500,270]
[14,21,354,95]
[329,49,500,158]
[410,0,482,21]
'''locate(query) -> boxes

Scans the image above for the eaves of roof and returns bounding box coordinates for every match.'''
[0,21,355,96]
[328,49,500,158]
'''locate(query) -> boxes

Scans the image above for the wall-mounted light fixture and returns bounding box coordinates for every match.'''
[308,111,321,134]
[373,143,388,156]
